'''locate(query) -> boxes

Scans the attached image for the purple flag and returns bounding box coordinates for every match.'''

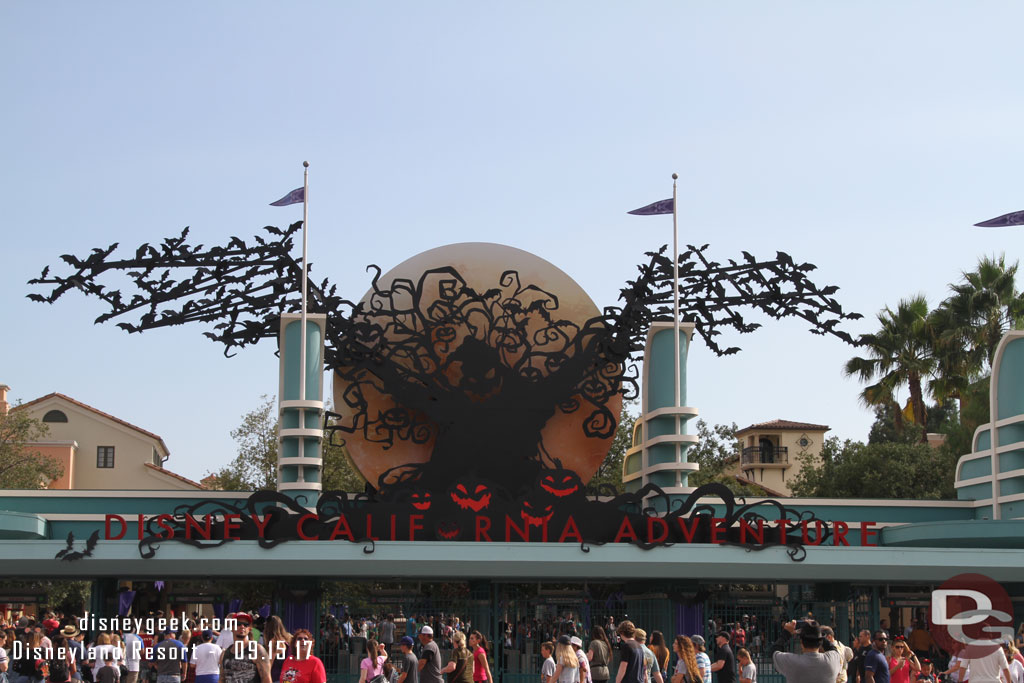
[118,590,136,616]
[627,198,674,215]
[975,209,1024,227]
[270,187,305,207]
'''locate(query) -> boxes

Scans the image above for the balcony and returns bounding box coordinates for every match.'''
[741,445,789,466]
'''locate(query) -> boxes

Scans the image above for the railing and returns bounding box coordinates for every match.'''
[741,446,788,465]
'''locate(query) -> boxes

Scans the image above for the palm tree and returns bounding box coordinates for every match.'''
[845,296,935,439]
[932,255,1024,377]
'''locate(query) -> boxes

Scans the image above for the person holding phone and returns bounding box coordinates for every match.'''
[888,638,921,683]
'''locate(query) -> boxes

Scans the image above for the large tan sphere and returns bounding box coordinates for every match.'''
[333,242,622,488]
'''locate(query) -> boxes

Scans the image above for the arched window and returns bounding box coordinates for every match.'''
[42,409,68,423]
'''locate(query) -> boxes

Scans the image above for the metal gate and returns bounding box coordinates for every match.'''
[702,586,786,683]
[312,580,884,683]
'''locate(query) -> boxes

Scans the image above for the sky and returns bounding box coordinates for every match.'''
[3,2,1023,484]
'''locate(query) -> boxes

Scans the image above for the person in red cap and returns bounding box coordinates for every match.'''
[218,613,269,683]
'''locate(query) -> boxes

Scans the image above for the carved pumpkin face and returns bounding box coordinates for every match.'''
[410,492,432,511]
[435,520,461,540]
[450,483,491,512]
[520,499,554,526]
[539,470,581,498]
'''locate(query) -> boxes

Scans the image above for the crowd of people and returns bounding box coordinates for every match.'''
[1,610,1023,683]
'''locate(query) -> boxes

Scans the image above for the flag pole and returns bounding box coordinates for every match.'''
[300,161,309,414]
[672,173,680,411]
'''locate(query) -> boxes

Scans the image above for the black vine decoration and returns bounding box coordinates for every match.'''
[121,483,836,561]
[29,225,860,495]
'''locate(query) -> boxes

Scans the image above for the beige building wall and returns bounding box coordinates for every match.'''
[734,420,829,496]
[17,394,201,491]
[29,442,77,489]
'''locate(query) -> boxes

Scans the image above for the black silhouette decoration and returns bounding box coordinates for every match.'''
[127,482,836,561]
[29,223,860,496]
[54,530,100,562]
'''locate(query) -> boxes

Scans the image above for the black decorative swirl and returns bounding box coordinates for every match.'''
[31,220,861,561]
[122,482,833,562]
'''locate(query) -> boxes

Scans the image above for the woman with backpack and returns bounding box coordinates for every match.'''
[586,627,611,683]
[357,641,387,683]
[12,630,44,683]
[44,635,75,683]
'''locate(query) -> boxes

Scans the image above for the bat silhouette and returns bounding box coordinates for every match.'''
[54,530,100,562]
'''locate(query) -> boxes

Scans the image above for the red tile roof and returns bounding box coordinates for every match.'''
[144,462,205,489]
[736,419,830,434]
[16,392,171,456]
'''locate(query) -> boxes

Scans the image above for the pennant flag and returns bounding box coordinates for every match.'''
[975,209,1024,227]
[627,198,674,215]
[270,187,305,207]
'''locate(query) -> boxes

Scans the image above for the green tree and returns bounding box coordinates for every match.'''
[789,437,957,499]
[845,296,935,440]
[588,404,637,494]
[0,407,63,489]
[867,399,958,445]
[0,579,91,614]
[207,396,365,492]
[688,420,761,496]
[941,255,1024,366]
[930,256,1024,418]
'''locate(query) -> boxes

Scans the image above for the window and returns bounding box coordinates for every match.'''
[153,448,161,466]
[97,446,115,468]
[42,410,68,423]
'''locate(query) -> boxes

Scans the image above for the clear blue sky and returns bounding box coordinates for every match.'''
[3,2,1022,483]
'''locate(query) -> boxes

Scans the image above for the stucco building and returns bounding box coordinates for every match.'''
[730,419,829,495]
[2,385,203,491]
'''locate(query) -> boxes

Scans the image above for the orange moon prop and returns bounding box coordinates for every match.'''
[333,243,623,488]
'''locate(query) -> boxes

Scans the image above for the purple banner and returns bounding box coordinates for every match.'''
[627,198,674,216]
[118,590,136,617]
[975,209,1024,227]
[270,187,304,207]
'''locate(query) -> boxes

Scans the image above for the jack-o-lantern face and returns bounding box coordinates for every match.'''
[520,499,554,526]
[410,492,432,511]
[450,483,491,512]
[539,471,581,498]
[436,520,461,540]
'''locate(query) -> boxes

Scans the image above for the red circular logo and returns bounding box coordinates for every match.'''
[930,573,1014,659]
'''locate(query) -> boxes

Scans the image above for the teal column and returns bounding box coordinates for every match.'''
[623,321,698,503]
[954,332,1024,520]
[278,313,327,501]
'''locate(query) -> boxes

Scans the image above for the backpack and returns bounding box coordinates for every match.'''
[48,656,71,683]
[14,657,37,677]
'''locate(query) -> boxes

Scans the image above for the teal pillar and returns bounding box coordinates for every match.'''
[623,321,699,504]
[278,313,327,501]
[955,332,1024,521]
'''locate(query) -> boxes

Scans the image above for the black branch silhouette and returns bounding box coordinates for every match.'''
[29,225,860,491]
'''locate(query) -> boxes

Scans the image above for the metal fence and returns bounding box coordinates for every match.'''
[311,581,886,683]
